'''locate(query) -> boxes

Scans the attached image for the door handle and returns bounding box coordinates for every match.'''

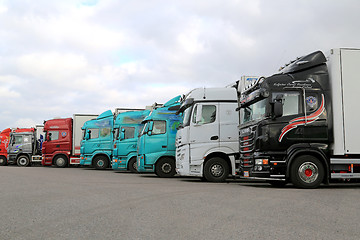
[210,136,219,140]
[56,145,60,148]
[162,145,167,148]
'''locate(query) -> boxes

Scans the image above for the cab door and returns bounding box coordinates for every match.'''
[143,120,167,165]
[189,103,219,162]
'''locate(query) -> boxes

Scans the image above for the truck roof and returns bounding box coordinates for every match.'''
[185,87,237,101]
[115,110,150,127]
[44,118,72,130]
[143,96,181,122]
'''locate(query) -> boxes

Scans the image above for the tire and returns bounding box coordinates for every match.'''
[0,156,7,166]
[290,155,324,189]
[17,155,30,167]
[155,157,176,178]
[93,156,109,170]
[267,180,287,188]
[128,157,137,173]
[203,157,229,182]
[54,155,68,168]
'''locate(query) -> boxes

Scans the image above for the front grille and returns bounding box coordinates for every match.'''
[239,126,256,167]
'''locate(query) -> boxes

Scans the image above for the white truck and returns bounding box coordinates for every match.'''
[175,87,242,182]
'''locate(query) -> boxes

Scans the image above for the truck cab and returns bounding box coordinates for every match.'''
[237,49,360,188]
[0,128,11,166]
[112,110,150,172]
[175,87,239,182]
[137,96,182,177]
[80,110,114,170]
[42,118,73,167]
[8,128,43,167]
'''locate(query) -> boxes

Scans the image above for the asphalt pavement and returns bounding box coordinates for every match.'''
[1,165,360,240]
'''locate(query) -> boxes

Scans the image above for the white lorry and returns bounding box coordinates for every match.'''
[175,86,242,182]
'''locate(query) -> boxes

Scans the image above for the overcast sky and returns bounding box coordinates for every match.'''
[0,0,359,129]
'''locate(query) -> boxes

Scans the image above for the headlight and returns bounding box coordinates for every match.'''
[255,159,269,165]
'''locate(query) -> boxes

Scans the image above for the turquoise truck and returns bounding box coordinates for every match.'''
[111,110,150,172]
[137,96,182,177]
[80,110,114,169]
[80,108,145,170]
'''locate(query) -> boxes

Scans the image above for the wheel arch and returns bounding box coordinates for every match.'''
[286,148,329,184]
[91,153,111,165]
[126,153,138,169]
[52,153,69,165]
[204,152,232,176]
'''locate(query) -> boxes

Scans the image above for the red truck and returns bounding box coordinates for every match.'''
[0,128,11,166]
[42,114,97,167]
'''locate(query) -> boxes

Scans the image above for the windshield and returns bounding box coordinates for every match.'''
[240,99,267,124]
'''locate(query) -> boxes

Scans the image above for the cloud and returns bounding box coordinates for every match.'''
[1,0,360,130]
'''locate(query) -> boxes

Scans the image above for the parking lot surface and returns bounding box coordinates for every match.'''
[1,166,360,240]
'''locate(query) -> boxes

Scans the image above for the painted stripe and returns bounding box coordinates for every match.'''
[278,94,325,142]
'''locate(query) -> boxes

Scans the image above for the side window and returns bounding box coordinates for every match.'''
[49,131,59,141]
[89,128,99,139]
[192,105,216,124]
[14,136,23,144]
[273,92,301,117]
[192,105,198,123]
[100,128,111,138]
[122,127,135,139]
[152,121,166,135]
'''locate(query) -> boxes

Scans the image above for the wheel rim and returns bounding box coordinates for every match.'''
[19,158,27,166]
[210,163,224,177]
[0,158,4,164]
[133,161,137,170]
[57,158,65,166]
[161,163,172,173]
[298,162,319,183]
[98,160,104,167]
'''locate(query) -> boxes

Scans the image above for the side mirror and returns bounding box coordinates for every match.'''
[148,121,154,131]
[48,133,52,141]
[147,122,154,135]
[85,130,91,140]
[120,128,125,140]
[273,101,283,118]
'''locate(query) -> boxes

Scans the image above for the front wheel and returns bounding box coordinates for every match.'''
[0,156,7,166]
[203,157,229,182]
[128,157,137,173]
[155,157,176,178]
[17,155,30,167]
[290,155,324,189]
[93,156,109,170]
[54,155,68,168]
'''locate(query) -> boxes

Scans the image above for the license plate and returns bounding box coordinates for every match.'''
[243,171,249,177]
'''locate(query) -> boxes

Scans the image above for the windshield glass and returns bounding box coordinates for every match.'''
[240,99,267,124]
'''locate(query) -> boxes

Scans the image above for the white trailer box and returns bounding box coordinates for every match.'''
[72,114,98,156]
[328,48,360,155]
